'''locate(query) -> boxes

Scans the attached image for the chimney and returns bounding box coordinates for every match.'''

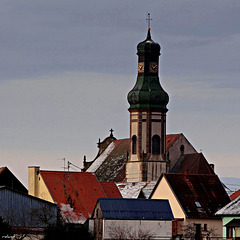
[28,166,40,197]
[209,164,215,172]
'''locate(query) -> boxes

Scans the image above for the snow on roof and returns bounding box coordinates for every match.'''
[87,142,115,172]
[216,195,240,215]
[117,182,148,198]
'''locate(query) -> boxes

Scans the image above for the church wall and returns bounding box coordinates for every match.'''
[168,135,197,170]
[126,161,142,182]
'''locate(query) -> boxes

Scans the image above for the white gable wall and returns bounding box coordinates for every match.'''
[103,219,172,240]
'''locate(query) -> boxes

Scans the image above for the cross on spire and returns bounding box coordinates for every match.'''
[110,128,114,137]
[146,13,152,30]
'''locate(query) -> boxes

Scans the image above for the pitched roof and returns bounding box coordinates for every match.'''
[117,181,156,199]
[87,138,130,182]
[86,134,184,182]
[0,167,27,194]
[230,189,240,201]
[100,182,122,198]
[97,198,174,220]
[170,153,214,174]
[166,134,181,151]
[152,173,230,218]
[216,195,240,216]
[40,171,122,222]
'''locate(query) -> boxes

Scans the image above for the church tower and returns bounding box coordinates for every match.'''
[126,21,169,182]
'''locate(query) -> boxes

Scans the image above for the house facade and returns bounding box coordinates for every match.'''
[150,173,230,239]
[89,198,173,240]
[216,195,240,239]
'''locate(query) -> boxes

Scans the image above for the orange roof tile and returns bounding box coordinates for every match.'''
[100,182,122,198]
[40,171,121,222]
[230,189,240,201]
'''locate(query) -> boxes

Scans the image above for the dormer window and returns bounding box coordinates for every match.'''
[195,201,202,208]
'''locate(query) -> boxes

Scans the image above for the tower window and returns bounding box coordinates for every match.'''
[132,135,137,154]
[152,135,160,154]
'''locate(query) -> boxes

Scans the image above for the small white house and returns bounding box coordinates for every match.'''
[89,198,173,240]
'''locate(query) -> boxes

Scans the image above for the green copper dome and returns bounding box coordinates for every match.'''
[127,29,169,111]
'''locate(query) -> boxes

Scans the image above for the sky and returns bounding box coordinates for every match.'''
[0,0,239,188]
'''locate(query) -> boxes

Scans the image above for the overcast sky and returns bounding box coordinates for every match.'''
[0,0,239,187]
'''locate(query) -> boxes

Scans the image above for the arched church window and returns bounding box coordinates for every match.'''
[180,145,185,154]
[132,135,137,154]
[152,135,160,154]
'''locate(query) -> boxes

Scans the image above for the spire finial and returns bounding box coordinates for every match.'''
[146,13,152,31]
[110,128,114,137]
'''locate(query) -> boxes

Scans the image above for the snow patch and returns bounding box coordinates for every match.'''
[216,195,240,215]
[60,203,86,224]
[87,142,115,172]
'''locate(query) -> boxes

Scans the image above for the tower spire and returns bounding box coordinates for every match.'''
[146,13,152,31]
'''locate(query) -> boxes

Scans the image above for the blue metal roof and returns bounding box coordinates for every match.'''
[98,198,173,220]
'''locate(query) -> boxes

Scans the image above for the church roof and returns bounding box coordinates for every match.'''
[40,170,122,223]
[86,133,208,182]
[170,152,214,174]
[87,138,130,182]
[151,173,230,218]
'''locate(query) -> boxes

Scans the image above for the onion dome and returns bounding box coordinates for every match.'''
[127,28,169,111]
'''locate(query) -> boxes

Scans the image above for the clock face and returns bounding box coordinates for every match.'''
[149,62,158,73]
[138,62,144,73]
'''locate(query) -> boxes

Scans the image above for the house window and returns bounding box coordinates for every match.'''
[152,135,160,154]
[132,135,137,154]
[204,224,207,231]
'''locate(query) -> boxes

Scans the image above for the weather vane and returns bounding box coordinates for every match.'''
[146,13,152,30]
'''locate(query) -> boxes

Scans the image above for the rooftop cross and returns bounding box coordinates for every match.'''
[110,128,114,137]
[146,13,152,30]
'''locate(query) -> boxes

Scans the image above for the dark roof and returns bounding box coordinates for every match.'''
[98,198,173,220]
[170,153,214,174]
[0,167,27,194]
[153,173,230,218]
[90,139,130,182]
[225,219,240,227]
[40,171,122,221]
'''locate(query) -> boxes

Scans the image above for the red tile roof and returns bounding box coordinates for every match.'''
[230,189,240,201]
[166,134,181,151]
[155,173,230,218]
[100,182,122,198]
[40,171,121,222]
